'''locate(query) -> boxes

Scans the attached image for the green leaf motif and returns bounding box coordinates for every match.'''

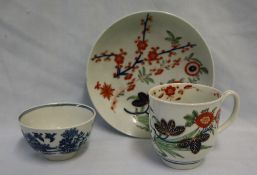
[137,115,149,126]
[165,30,182,44]
[138,70,143,76]
[142,67,146,75]
[137,67,155,85]
[188,78,197,83]
[154,137,184,158]
[176,36,182,40]
[201,108,209,113]
[147,77,154,84]
[184,115,194,121]
[134,115,149,131]
[189,53,194,58]
[127,95,138,101]
[201,145,212,149]
[140,107,145,112]
[200,67,209,74]
[184,114,195,127]
[212,107,217,114]
[165,37,173,42]
[190,58,203,66]
[192,110,199,118]
[166,30,175,39]
[185,120,195,127]
[211,128,215,135]
[166,128,200,143]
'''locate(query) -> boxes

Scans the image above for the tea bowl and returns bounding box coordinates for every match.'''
[18,103,96,160]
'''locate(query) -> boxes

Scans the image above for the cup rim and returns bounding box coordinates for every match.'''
[18,103,96,131]
[149,83,223,106]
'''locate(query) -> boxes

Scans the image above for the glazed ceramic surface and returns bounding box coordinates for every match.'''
[149,83,240,169]
[19,103,96,160]
[87,11,214,138]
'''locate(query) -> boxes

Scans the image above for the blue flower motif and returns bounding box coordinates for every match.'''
[59,128,88,153]
[23,128,88,155]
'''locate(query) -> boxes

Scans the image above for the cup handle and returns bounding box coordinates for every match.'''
[218,90,240,133]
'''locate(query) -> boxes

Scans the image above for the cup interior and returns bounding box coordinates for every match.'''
[19,104,95,130]
[149,83,222,104]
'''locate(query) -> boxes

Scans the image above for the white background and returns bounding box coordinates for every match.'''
[0,0,256,174]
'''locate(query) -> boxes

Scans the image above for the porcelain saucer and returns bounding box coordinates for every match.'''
[87,11,214,138]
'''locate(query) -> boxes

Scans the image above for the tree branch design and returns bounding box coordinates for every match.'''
[91,13,208,114]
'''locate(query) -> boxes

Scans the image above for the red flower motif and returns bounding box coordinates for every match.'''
[164,85,176,96]
[185,61,201,76]
[154,68,164,75]
[124,73,133,80]
[171,58,181,68]
[94,81,101,89]
[195,112,214,128]
[147,47,159,65]
[114,49,127,67]
[127,84,136,92]
[184,85,192,89]
[136,40,148,52]
[100,83,115,100]
[114,54,125,66]
[215,109,221,126]
[171,79,183,83]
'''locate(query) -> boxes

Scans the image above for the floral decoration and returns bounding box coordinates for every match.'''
[195,112,214,128]
[150,107,220,158]
[91,13,209,132]
[23,128,89,154]
[124,92,150,131]
[154,119,185,136]
[184,53,209,83]
[164,85,176,96]
[178,133,210,154]
[94,82,115,101]
[152,84,198,102]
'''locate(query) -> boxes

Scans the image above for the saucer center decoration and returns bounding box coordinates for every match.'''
[87,12,213,138]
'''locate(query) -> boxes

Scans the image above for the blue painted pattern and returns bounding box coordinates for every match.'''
[23,128,89,154]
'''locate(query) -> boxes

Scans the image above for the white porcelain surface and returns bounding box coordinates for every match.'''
[20,105,94,129]
[87,11,214,138]
[149,83,240,169]
[19,103,96,160]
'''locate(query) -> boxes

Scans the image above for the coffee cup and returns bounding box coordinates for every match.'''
[148,83,240,169]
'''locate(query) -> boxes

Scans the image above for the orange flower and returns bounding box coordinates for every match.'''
[147,47,159,64]
[94,81,101,89]
[100,83,114,100]
[195,112,214,128]
[114,54,125,66]
[114,49,127,66]
[154,68,164,75]
[164,85,176,96]
[127,84,136,92]
[124,73,133,80]
[136,40,148,52]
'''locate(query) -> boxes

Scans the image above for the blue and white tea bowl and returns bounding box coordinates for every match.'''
[19,103,96,160]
